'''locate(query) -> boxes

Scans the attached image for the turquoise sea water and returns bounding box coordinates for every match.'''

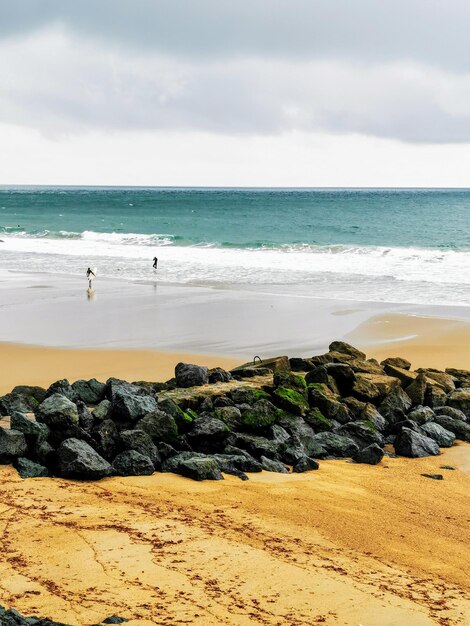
[0,187,469,306]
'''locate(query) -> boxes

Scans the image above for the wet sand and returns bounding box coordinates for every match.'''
[0,447,468,626]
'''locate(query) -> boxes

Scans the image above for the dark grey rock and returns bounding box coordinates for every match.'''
[208,367,232,383]
[162,452,222,480]
[292,456,319,472]
[352,443,384,465]
[92,399,112,422]
[432,415,470,442]
[241,399,279,430]
[10,412,49,448]
[71,378,106,405]
[0,428,27,463]
[394,427,440,457]
[92,419,120,460]
[289,357,315,372]
[14,457,49,478]
[175,363,209,388]
[407,406,435,424]
[112,450,154,476]
[380,356,411,371]
[56,438,112,479]
[260,455,289,473]
[229,433,282,460]
[136,410,178,443]
[106,378,148,403]
[310,432,359,458]
[36,393,79,428]
[420,422,456,448]
[213,395,235,408]
[120,429,161,467]
[45,379,76,401]
[0,385,46,416]
[359,404,387,432]
[35,441,55,466]
[378,388,412,424]
[187,417,230,453]
[214,406,242,429]
[76,401,94,431]
[421,473,443,480]
[405,373,427,406]
[103,617,129,624]
[433,406,466,421]
[112,390,158,422]
[337,420,384,449]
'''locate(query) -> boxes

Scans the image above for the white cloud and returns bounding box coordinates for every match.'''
[2,29,470,143]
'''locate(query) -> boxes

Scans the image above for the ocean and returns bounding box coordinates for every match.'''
[1,186,469,306]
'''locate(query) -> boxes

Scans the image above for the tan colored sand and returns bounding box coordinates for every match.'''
[0,446,469,626]
[0,343,241,395]
[350,313,470,370]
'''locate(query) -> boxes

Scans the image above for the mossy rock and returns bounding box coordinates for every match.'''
[305,408,332,431]
[307,382,335,397]
[241,399,279,430]
[273,387,309,416]
[158,397,193,432]
[231,387,270,406]
[273,370,307,397]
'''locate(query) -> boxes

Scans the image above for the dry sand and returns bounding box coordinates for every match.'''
[0,446,469,626]
[1,313,470,624]
[352,313,470,370]
[0,343,241,396]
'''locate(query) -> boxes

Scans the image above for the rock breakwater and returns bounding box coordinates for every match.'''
[0,343,469,482]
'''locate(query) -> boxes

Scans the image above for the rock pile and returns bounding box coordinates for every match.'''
[0,346,469,481]
[0,606,128,625]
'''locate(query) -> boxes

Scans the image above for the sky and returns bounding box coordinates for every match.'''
[1,0,470,187]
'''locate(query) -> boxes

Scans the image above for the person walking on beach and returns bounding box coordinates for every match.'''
[86,267,95,289]
[153,256,158,270]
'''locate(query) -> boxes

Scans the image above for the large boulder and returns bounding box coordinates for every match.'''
[420,422,456,448]
[136,410,178,443]
[175,363,209,388]
[380,356,411,371]
[0,385,46,416]
[36,393,79,428]
[260,456,289,473]
[445,368,470,388]
[187,417,230,453]
[353,374,399,402]
[112,450,154,476]
[93,399,112,422]
[214,406,242,429]
[446,389,470,417]
[162,452,223,480]
[229,433,282,460]
[14,457,49,478]
[10,412,49,448]
[432,415,470,442]
[310,432,359,459]
[241,399,279,430]
[407,406,435,425]
[292,456,320,473]
[112,390,158,422]
[394,428,440,457]
[337,420,384,448]
[359,404,387,432]
[378,388,412,424]
[106,378,148,403]
[0,428,27,463]
[92,419,120,460]
[272,387,309,416]
[418,370,456,393]
[120,429,161,467]
[213,452,263,475]
[208,367,232,383]
[433,406,467,421]
[230,387,270,406]
[352,443,384,465]
[382,364,417,387]
[405,373,427,406]
[56,438,113,479]
[71,378,106,405]
[328,341,366,360]
[308,387,350,424]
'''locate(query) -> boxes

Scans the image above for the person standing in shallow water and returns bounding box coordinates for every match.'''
[86,267,95,289]
[153,257,158,270]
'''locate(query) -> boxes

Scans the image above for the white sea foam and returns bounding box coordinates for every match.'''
[1,230,469,306]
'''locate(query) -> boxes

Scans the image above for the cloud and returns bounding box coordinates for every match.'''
[0,1,470,71]
[1,29,470,142]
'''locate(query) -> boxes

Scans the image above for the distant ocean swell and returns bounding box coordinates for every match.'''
[1,229,470,306]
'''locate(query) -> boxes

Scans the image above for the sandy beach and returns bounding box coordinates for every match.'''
[1,270,470,625]
[0,446,469,626]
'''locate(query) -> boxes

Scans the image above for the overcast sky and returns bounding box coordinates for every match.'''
[1,0,470,186]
